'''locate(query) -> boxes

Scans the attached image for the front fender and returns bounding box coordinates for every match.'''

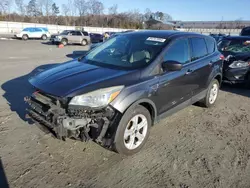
[111,77,159,117]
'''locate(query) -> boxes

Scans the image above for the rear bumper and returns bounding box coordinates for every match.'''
[25,91,115,144]
[223,67,249,84]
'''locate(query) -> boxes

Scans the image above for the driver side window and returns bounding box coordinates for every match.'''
[164,38,190,64]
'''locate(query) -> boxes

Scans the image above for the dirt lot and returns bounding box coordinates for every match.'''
[0,39,250,188]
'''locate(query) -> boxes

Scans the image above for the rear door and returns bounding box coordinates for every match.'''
[156,37,194,114]
[71,31,83,43]
[188,37,213,96]
[28,28,36,38]
[67,31,75,43]
[33,28,43,38]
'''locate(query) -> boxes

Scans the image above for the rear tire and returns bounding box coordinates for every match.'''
[200,79,220,108]
[42,35,47,40]
[61,39,68,46]
[114,105,151,155]
[81,39,88,46]
[22,34,28,40]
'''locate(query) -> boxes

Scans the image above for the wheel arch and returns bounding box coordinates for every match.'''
[113,97,158,125]
[22,34,29,38]
[214,74,222,86]
[207,70,222,88]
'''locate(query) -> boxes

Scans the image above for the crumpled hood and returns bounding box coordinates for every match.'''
[221,51,250,61]
[29,60,139,97]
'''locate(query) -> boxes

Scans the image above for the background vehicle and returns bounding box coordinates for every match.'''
[210,33,227,43]
[218,36,250,87]
[26,31,223,155]
[240,26,250,36]
[90,33,103,43]
[14,27,50,40]
[51,30,91,46]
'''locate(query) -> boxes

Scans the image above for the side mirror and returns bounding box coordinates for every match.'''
[162,61,183,71]
[77,54,86,61]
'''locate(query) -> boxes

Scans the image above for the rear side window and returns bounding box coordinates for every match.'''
[190,38,208,61]
[82,31,89,36]
[34,28,42,32]
[76,31,82,36]
[72,31,82,36]
[205,37,216,54]
[29,28,35,32]
[164,38,190,64]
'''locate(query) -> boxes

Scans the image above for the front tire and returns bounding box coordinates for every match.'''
[22,34,28,40]
[61,39,68,46]
[114,105,151,155]
[201,79,220,108]
[42,35,47,40]
[81,39,88,46]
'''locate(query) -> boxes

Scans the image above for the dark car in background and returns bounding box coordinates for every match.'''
[210,33,227,43]
[90,33,103,43]
[26,31,223,155]
[218,36,250,87]
[240,26,250,36]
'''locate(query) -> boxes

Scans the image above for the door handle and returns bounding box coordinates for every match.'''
[185,69,193,75]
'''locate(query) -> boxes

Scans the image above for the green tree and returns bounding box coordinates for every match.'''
[52,2,59,16]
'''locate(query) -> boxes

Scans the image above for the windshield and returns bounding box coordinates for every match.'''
[83,34,167,69]
[60,30,70,35]
[218,39,250,53]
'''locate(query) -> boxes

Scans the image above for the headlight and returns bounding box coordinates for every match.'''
[229,61,250,68]
[69,86,124,108]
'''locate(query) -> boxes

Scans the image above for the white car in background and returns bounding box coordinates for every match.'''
[14,27,51,40]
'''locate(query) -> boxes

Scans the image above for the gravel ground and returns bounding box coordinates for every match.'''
[0,39,250,188]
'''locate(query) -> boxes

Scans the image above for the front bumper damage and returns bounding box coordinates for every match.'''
[25,91,118,146]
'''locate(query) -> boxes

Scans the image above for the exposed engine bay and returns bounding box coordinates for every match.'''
[25,91,118,146]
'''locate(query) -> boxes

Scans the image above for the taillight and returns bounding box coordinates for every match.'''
[220,54,225,60]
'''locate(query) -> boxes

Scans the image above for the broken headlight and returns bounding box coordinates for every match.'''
[229,60,250,68]
[69,86,124,108]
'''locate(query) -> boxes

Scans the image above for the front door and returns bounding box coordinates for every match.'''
[155,38,194,115]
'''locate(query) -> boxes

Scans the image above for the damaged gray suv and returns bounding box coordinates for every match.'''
[26,31,223,155]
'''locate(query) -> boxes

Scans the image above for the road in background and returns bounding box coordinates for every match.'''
[0,40,250,188]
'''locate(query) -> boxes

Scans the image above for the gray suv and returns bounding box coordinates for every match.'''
[50,30,91,46]
[26,31,223,155]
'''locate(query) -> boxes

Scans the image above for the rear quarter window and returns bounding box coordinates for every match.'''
[190,37,208,61]
[205,37,216,54]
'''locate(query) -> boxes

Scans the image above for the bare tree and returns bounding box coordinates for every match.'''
[87,0,104,15]
[37,0,45,16]
[74,0,88,16]
[44,0,53,23]
[108,4,117,15]
[235,18,243,29]
[15,0,25,15]
[0,0,13,17]
[62,4,69,16]
[144,8,152,20]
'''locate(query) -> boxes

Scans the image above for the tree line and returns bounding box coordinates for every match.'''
[0,0,173,29]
